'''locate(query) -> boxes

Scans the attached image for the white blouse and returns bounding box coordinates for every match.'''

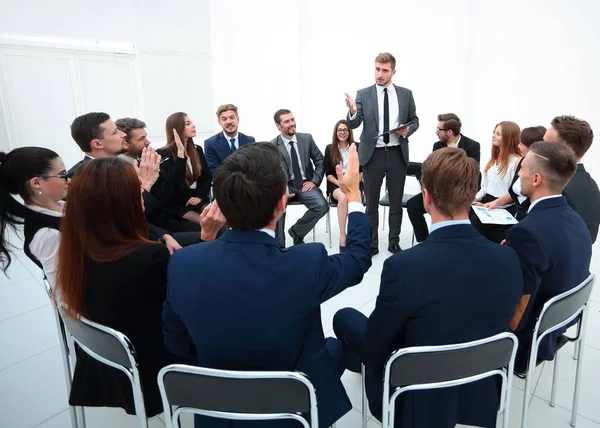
[476,155,521,202]
[23,201,64,288]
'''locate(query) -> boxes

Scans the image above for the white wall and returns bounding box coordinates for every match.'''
[0,0,213,168]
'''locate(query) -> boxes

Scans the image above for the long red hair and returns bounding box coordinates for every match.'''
[56,158,151,316]
[163,112,201,187]
[485,121,521,177]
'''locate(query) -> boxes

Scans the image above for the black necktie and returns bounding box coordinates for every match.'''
[230,138,236,152]
[383,87,390,144]
[290,141,303,190]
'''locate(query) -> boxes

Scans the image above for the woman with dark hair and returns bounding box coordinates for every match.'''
[474,121,522,205]
[0,147,69,285]
[472,126,547,243]
[324,120,362,251]
[156,112,212,224]
[56,157,173,417]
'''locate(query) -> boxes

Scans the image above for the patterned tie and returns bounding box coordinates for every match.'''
[383,87,390,144]
[290,141,303,191]
[230,138,236,152]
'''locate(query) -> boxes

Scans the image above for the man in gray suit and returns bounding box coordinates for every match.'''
[271,109,329,248]
[345,52,419,255]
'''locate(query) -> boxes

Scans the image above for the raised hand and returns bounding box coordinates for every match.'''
[134,147,161,191]
[344,92,357,116]
[200,202,227,241]
[335,143,361,203]
[173,128,185,158]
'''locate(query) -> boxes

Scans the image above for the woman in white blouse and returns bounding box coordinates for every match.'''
[0,147,69,286]
[474,121,522,205]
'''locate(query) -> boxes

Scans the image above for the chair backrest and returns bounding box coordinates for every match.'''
[158,364,318,428]
[386,332,518,390]
[407,162,422,181]
[57,303,134,370]
[536,273,595,340]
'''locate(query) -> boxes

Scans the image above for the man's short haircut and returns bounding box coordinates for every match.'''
[375,52,396,70]
[274,109,292,125]
[528,141,577,192]
[437,113,462,135]
[213,142,287,230]
[70,112,111,153]
[520,126,546,148]
[421,147,479,217]
[550,115,594,158]
[216,104,239,118]
[115,117,146,143]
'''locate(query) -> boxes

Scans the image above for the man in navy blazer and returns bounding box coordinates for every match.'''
[333,147,522,428]
[204,104,255,175]
[543,114,600,243]
[163,142,371,427]
[505,141,592,374]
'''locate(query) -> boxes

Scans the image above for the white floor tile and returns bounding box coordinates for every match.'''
[534,344,600,423]
[34,409,72,428]
[82,407,165,428]
[326,274,380,311]
[17,253,44,280]
[0,347,68,428]
[0,257,36,286]
[0,304,59,370]
[0,277,50,322]
[367,417,382,427]
[585,301,600,350]
[511,361,546,392]
[521,395,600,427]
[335,408,364,428]
[321,303,336,336]
[341,370,371,420]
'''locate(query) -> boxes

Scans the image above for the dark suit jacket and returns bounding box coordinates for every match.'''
[271,133,325,190]
[163,212,372,427]
[432,134,481,164]
[347,84,419,166]
[506,196,592,367]
[155,145,212,215]
[562,163,600,243]
[366,224,522,428]
[204,132,255,175]
[67,155,94,178]
[69,244,173,417]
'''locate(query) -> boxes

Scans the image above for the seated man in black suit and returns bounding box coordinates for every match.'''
[333,147,522,428]
[543,114,600,243]
[407,113,480,243]
[270,109,329,247]
[506,141,592,375]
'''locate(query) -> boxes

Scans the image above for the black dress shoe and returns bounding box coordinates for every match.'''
[388,243,402,254]
[371,247,379,257]
[288,226,305,245]
[513,369,527,379]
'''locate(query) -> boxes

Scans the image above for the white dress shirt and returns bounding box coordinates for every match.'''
[187,157,197,189]
[476,154,521,201]
[23,201,64,288]
[281,135,307,180]
[339,144,350,173]
[510,177,527,204]
[375,83,400,148]
[430,219,471,233]
[223,132,239,150]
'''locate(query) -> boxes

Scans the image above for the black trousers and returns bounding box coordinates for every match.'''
[406,192,429,243]
[363,147,407,248]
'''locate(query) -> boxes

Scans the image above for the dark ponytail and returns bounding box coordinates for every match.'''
[0,147,60,272]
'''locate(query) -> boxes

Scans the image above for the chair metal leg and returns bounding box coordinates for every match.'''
[571,307,589,427]
[550,351,559,407]
[76,407,87,428]
[326,211,332,248]
[312,228,316,242]
[382,206,387,230]
[574,340,581,361]
[361,364,368,428]
[520,341,539,428]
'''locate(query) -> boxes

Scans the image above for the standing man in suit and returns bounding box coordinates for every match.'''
[345,52,419,255]
[333,147,522,428]
[271,109,328,247]
[543,115,600,243]
[163,142,372,428]
[505,141,592,375]
[204,104,256,175]
[407,113,480,243]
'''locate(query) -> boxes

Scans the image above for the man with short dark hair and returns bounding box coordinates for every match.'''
[333,147,522,428]
[345,52,419,255]
[115,117,151,164]
[407,113,480,242]
[204,104,255,175]
[543,114,600,242]
[163,142,371,428]
[506,141,592,375]
[271,109,329,248]
[67,112,127,177]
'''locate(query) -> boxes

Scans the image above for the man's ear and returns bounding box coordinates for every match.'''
[422,187,432,205]
[90,139,103,150]
[532,172,543,187]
